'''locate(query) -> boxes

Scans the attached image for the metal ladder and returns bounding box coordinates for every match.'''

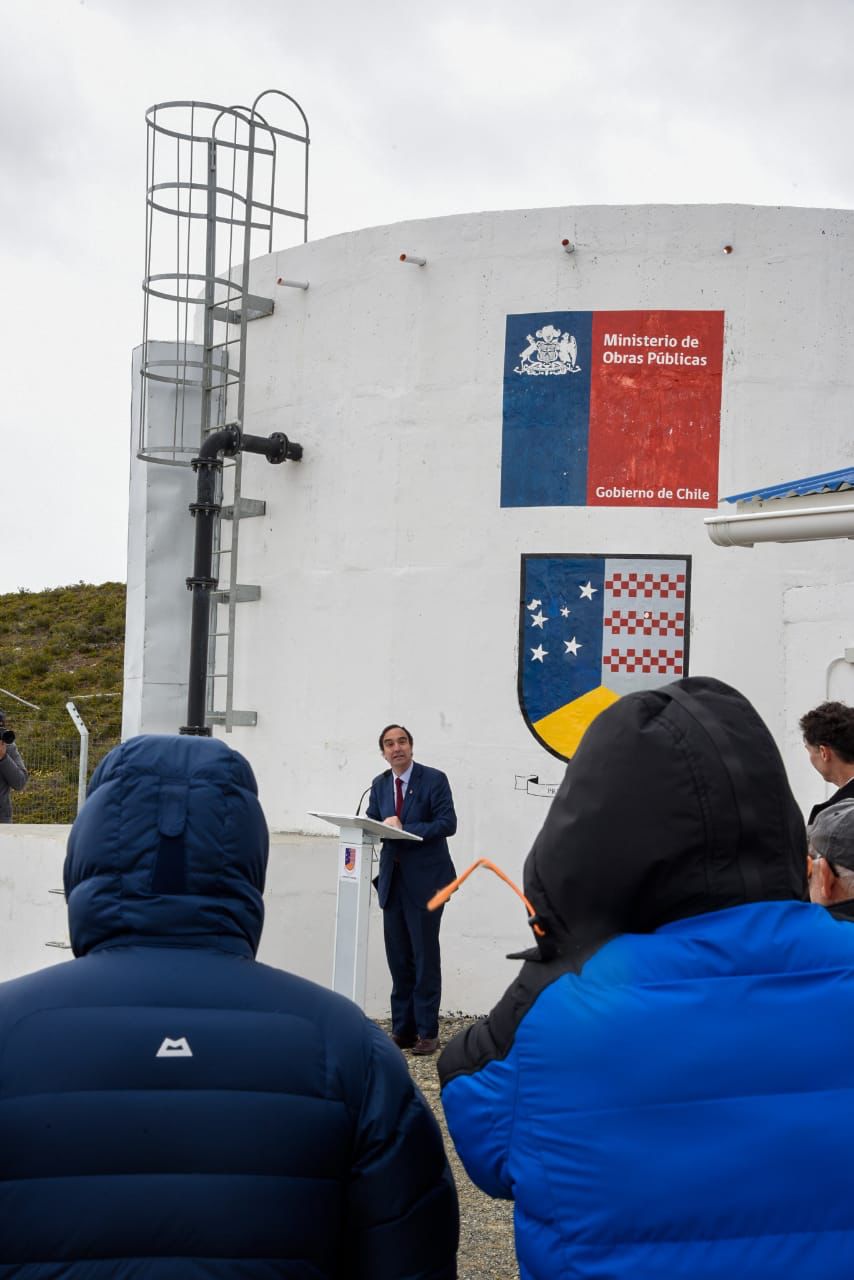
[206,457,267,730]
[139,91,309,732]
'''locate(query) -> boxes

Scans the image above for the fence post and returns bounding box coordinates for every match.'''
[65,702,90,814]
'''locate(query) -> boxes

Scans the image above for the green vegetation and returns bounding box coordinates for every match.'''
[0,582,125,822]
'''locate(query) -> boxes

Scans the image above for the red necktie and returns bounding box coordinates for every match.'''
[395,776,404,820]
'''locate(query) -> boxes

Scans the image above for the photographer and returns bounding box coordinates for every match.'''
[0,708,28,823]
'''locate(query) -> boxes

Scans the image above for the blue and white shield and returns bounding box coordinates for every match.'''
[518,553,691,760]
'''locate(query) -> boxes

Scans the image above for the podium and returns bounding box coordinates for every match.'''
[309,811,422,1008]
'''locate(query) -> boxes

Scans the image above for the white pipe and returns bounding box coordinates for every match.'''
[704,502,854,547]
[0,686,41,710]
[275,277,309,289]
[65,701,90,815]
[399,253,426,266]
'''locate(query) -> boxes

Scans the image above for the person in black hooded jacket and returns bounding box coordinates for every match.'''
[440,677,854,1280]
[0,734,458,1278]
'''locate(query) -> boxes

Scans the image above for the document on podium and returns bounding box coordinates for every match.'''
[309,812,422,842]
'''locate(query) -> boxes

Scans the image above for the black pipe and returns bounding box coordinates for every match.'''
[181,426,240,736]
[242,431,303,464]
[179,424,302,736]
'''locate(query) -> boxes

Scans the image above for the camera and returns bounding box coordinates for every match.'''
[1,729,14,745]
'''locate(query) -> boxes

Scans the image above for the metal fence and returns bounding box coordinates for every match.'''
[5,717,119,825]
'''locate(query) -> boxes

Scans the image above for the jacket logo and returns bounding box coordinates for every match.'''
[156,1036,193,1058]
[519,553,691,762]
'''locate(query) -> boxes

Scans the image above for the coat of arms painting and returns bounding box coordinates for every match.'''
[519,554,691,761]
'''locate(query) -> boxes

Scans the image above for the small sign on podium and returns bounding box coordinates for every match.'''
[309,811,421,1009]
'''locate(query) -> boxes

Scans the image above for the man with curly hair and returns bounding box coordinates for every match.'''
[800,700,854,823]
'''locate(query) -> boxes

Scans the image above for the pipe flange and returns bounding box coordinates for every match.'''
[266,432,287,464]
[271,432,303,462]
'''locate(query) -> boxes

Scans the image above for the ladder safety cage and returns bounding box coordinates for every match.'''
[138,91,309,733]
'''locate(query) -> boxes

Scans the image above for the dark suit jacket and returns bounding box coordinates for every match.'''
[366,762,457,909]
[808,777,854,826]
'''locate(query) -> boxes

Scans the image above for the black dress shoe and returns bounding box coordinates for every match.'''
[391,1031,418,1049]
[411,1035,439,1056]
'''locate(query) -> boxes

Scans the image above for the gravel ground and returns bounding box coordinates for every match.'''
[375,1015,519,1280]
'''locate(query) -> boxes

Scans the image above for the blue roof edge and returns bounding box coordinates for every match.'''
[724,466,854,504]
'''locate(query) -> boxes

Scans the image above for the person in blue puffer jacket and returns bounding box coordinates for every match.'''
[0,734,458,1278]
[440,676,854,1280]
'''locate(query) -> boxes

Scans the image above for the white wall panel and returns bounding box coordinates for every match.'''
[119,205,854,1013]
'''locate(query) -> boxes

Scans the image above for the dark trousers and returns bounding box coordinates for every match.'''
[382,867,444,1039]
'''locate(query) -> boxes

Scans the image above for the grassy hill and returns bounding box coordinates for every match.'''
[0,582,125,822]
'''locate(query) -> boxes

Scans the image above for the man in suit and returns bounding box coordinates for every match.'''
[367,724,457,1056]
[800,701,854,823]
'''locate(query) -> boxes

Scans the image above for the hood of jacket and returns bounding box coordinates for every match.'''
[64,735,268,958]
[524,676,807,965]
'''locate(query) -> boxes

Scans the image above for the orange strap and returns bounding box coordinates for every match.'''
[427,858,546,937]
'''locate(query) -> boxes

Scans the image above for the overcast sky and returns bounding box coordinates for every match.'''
[3,0,854,594]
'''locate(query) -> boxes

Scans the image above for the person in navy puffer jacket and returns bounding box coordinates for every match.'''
[0,735,458,1278]
[440,677,854,1280]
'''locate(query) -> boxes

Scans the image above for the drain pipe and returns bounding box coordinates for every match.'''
[180,425,303,736]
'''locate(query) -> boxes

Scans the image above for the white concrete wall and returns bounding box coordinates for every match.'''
[0,826,496,1013]
[123,205,854,1015]
[0,827,73,981]
[123,344,197,739]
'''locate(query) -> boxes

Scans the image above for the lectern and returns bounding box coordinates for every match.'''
[308,812,422,1008]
